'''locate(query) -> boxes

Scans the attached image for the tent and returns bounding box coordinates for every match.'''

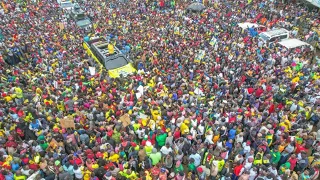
[186,2,205,12]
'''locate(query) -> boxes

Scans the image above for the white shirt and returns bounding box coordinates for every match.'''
[205,134,213,144]
[160,146,173,155]
[136,129,145,139]
[242,143,251,154]
[74,168,83,179]
[197,125,205,135]
[249,169,257,180]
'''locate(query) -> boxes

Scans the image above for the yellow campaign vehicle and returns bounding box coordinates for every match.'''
[83,37,136,78]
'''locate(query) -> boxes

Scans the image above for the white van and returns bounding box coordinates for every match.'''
[258,28,290,43]
[277,38,314,51]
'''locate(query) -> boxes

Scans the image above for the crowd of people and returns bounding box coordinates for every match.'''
[0,0,320,179]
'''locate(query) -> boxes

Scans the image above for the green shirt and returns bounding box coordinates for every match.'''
[174,164,184,174]
[149,152,162,166]
[270,150,281,164]
[188,163,196,172]
[156,133,167,147]
[40,143,48,150]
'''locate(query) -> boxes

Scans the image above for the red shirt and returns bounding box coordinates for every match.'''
[268,104,275,114]
[229,116,236,123]
[288,157,297,170]
[29,164,39,171]
[104,162,115,170]
[234,164,243,176]
[295,144,307,154]
[255,88,264,97]
[247,87,254,94]
[69,158,82,165]
[173,130,181,139]
[5,141,18,148]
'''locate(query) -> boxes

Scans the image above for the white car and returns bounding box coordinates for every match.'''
[57,0,74,10]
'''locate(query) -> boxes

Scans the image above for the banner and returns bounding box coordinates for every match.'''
[174,27,180,35]
[60,116,75,129]
[209,36,217,46]
[119,114,131,127]
[59,22,64,30]
[194,50,206,63]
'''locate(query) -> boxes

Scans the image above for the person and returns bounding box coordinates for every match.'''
[149,148,162,166]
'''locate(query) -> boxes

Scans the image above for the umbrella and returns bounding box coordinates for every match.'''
[186,2,206,12]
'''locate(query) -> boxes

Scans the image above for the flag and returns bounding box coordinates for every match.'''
[174,27,180,35]
[209,36,217,46]
[248,0,252,4]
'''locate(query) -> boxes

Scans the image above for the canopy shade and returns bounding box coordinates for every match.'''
[186,2,206,12]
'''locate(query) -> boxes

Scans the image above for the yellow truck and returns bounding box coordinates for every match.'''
[83,37,136,78]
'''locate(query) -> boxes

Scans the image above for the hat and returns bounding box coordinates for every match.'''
[55,160,60,166]
[197,166,203,173]
[146,141,152,146]
[152,148,157,153]
[179,171,184,176]
[161,168,166,173]
[105,172,111,177]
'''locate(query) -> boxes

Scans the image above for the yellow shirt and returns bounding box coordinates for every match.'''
[15,87,23,98]
[180,123,189,135]
[83,170,91,180]
[4,95,12,102]
[14,174,26,180]
[109,154,119,163]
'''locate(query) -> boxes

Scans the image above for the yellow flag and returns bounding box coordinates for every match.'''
[248,0,252,4]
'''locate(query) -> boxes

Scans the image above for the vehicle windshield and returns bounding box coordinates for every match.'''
[76,19,91,27]
[74,13,85,20]
[105,57,128,70]
[61,2,73,8]
[259,33,269,41]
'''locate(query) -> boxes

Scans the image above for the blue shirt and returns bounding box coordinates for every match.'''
[5,174,14,180]
[228,129,236,139]
[189,153,201,167]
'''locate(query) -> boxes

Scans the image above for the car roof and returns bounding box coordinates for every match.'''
[238,23,265,29]
[261,28,289,37]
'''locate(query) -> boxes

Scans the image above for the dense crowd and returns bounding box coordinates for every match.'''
[0,0,320,180]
